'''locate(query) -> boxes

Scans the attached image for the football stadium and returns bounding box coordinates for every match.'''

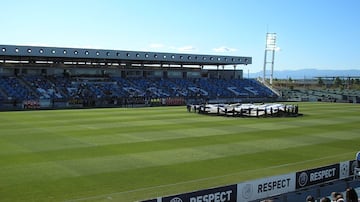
[0,44,360,202]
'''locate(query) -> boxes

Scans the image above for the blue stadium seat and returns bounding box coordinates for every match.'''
[0,75,278,104]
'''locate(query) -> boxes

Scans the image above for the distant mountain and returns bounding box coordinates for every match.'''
[249,69,360,79]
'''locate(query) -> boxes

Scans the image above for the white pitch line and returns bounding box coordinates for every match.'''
[64,151,354,202]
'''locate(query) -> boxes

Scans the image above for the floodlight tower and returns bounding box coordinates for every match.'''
[263,33,277,85]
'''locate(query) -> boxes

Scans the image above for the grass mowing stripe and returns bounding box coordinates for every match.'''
[1,120,359,166]
[2,128,359,187]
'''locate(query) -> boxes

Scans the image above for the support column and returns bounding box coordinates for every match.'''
[233,65,236,79]
[263,49,267,83]
[270,50,275,85]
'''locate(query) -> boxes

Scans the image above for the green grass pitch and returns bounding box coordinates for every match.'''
[0,102,359,201]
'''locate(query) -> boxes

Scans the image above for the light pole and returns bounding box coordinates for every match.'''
[263,33,277,85]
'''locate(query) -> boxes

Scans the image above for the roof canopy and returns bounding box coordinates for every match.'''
[0,44,251,66]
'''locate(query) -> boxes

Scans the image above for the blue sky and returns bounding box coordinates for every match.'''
[0,0,359,73]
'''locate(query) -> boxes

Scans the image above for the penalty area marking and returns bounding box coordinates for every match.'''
[64,152,354,202]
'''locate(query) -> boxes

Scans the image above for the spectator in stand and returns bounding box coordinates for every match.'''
[306,195,315,202]
[320,197,331,202]
[331,191,344,202]
[345,187,359,202]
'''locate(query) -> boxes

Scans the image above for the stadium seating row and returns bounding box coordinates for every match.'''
[279,87,360,103]
[0,75,277,103]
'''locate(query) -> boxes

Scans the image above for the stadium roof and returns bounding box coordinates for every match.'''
[0,44,251,66]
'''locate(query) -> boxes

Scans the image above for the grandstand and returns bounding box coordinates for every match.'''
[0,44,277,110]
[274,78,360,103]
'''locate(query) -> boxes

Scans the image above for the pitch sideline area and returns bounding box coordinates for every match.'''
[65,152,356,202]
[0,102,359,201]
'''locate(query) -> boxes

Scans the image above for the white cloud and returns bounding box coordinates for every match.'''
[22,43,106,50]
[71,45,103,49]
[145,44,197,53]
[149,43,165,49]
[212,46,237,53]
[17,43,60,48]
[177,45,196,52]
